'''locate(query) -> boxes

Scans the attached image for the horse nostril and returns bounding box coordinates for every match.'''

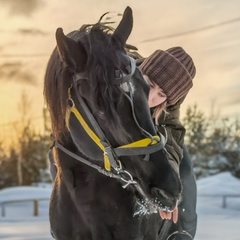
[151,187,178,209]
[151,187,168,200]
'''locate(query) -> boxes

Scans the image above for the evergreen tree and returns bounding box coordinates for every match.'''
[208,118,240,178]
[183,104,240,179]
[182,104,210,178]
[0,92,52,189]
[18,125,51,185]
[0,145,18,189]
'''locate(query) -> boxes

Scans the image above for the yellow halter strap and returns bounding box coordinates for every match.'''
[66,102,160,172]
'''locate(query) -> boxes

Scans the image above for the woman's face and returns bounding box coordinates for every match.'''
[143,75,167,108]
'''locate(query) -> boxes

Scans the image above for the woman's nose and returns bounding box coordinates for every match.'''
[148,91,155,107]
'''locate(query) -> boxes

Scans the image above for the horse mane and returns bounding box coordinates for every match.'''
[44,22,131,143]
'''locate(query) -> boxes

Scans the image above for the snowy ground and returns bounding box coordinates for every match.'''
[0,172,240,240]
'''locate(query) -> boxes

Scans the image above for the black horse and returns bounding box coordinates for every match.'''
[44,7,182,240]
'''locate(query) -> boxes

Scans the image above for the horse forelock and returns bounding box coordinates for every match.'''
[79,23,133,144]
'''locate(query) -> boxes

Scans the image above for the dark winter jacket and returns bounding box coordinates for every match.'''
[155,96,186,170]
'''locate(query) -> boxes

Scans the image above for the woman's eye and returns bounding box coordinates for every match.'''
[158,92,165,97]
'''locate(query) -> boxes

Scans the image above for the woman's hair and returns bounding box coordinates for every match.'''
[152,101,167,125]
[145,76,168,124]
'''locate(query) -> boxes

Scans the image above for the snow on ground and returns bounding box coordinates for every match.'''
[0,185,52,240]
[0,219,51,240]
[0,186,52,202]
[196,172,240,240]
[0,172,240,240]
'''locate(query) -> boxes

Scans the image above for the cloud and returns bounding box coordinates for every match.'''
[0,62,36,85]
[0,0,44,16]
[223,93,240,106]
[18,28,48,36]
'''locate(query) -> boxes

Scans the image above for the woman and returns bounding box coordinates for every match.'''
[138,47,197,239]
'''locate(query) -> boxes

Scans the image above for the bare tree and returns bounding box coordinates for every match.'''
[15,91,32,185]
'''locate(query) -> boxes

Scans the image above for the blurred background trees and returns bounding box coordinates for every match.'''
[183,104,240,179]
[0,92,51,189]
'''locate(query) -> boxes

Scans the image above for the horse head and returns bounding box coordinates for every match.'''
[44,6,182,239]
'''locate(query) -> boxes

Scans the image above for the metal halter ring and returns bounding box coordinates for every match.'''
[119,170,137,189]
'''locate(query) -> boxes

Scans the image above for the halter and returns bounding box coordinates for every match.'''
[54,56,169,212]
[68,57,166,171]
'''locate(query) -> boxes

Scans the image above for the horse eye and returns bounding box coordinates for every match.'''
[98,111,105,119]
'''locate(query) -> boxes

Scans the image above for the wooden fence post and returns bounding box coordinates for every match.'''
[0,203,5,217]
[222,195,227,208]
[33,200,39,216]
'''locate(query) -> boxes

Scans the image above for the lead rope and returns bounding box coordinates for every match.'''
[157,220,193,240]
[165,230,193,240]
[121,85,159,144]
[119,57,159,144]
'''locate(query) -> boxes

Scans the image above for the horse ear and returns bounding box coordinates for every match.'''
[112,6,133,46]
[56,28,86,72]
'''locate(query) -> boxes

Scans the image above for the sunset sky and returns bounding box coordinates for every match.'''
[0,0,240,142]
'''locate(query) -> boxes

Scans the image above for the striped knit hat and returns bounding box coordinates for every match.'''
[140,47,196,106]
